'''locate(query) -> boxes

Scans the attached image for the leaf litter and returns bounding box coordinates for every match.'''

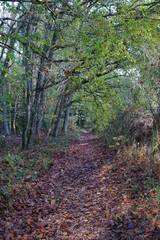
[0,133,160,239]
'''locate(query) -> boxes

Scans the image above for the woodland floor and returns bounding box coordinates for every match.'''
[0,133,160,240]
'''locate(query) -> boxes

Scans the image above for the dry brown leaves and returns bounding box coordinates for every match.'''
[0,133,160,239]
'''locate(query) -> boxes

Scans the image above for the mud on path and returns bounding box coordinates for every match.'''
[0,133,159,239]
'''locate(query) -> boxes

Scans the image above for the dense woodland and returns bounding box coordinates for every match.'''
[0,0,160,239]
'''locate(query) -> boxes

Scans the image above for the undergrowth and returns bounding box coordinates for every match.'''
[0,135,73,210]
[114,141,160,229]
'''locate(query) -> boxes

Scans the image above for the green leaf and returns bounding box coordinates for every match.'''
[156,26,160,32]
[4,73,8,78]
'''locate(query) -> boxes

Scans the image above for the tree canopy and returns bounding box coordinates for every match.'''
[0,0,159,148]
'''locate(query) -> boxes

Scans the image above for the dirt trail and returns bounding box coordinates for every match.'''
[0,133,159,239]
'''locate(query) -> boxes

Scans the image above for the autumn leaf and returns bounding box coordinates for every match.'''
[51,199,56,206]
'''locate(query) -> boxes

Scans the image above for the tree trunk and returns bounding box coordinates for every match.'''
[2,98,10,136]
[0,14,25,136]
[46,93,63,139]
[23,53,33,148]
[37,89,46,139]
[53,95,65,138]
[63,94,73,135]
[22,11,35,149]
[27,58,44,148]
[37,27,57,140]
[13,96,18,134]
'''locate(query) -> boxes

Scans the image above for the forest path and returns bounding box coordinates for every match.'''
[1,133,159,239]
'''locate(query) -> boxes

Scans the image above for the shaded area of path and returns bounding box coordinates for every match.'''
[0,133,159,239]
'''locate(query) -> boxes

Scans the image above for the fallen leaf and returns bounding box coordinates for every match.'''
[51,199,56,206]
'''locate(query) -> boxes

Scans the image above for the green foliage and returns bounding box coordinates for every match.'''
[0,0,160,145]
[109,135,126,148]
[100,110,132,146]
